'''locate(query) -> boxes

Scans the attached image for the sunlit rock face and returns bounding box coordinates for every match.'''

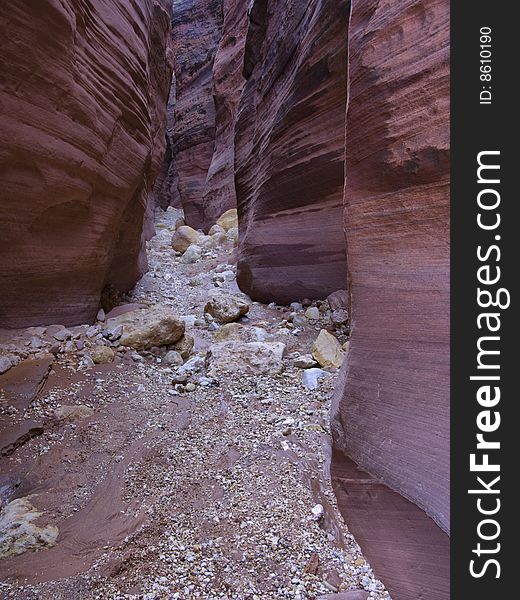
[0,0,173,328]
[331,0,450,534]
[235,0,349,304]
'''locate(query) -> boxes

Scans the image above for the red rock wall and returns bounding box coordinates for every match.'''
[235,0,349,304]
[169,0,223,230]
[331,0,450,533]
[201,0,248,227]
[0,0,173,328]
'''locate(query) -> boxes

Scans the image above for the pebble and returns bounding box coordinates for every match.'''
[52,328,72,342]
[305,307,320,321]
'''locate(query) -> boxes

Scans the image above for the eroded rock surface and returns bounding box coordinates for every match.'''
[235,0,349,304]
[0,0,173,328]
[331,0,450,535]
[168,0,224,229]
[201,0,248,226]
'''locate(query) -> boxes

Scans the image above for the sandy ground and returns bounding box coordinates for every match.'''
[0,209,389,599]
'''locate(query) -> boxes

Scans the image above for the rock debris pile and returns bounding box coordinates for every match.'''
[0,208,388,599]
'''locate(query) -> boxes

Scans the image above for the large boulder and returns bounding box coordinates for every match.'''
[0,0,173,327]
[208,341,285,375]
[104,305,185,350]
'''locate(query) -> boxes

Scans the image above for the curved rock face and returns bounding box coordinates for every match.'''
[235,0,349,304]
[331,0,450,533]
[169,0,223,230]
[0,0,173,328]
[201,0,248,227]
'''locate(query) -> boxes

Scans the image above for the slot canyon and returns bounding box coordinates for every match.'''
[0,1,449,599]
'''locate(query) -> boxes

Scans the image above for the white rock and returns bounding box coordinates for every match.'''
[302,368,330,390]
[311,503,324,520]
[305,306,320,321]
[0,356,13,375]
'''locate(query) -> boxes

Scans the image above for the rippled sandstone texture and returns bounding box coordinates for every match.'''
[201,0,248,227]
[235,0,349,304]
[168,0,223,230]
[332,0,450,534]
[0,0,173,328]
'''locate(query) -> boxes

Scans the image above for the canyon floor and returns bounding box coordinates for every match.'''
[0,209,389,600]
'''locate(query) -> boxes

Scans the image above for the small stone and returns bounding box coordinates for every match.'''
[90,346,115,364]
[312,329,345,369]
[173,334,194,359]
[104,324,123,341]
[180,244,202,264]
[185,382,196,392]
[204,293,250,324]
[96,308,106,322]
[0,356,13,375]
[86,325,100,338]
[293,354,317,369]
[304,553,319,575]
[290,302,303,312]
[342,341,350,352]
[331,309,349,325]
[54,405,94,420]
[292,315,307,329]
[52,328,72,342]
[311,503,324,520]
[305,306,320,321]
[326,289,348,311]
[163,350,183,367]
[302,368,329,390]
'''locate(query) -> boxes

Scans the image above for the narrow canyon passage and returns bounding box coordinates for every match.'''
[1,208,384,599]
[1,0,450,598]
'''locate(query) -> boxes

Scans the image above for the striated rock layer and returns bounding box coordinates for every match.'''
[201,0,248,227]
[0,0,173,328]
[331,0,450,534]
[169,0,223,230]
[235,0,349,304]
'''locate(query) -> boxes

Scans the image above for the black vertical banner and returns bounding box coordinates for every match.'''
[451,2,516,597]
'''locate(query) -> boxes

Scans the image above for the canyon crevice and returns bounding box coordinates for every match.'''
[0,1,450,598]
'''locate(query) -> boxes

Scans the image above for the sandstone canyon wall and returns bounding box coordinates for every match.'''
[0,0,173,328]
[168,0,223,230]
[235,0,349,304]
[332,0,450,533]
